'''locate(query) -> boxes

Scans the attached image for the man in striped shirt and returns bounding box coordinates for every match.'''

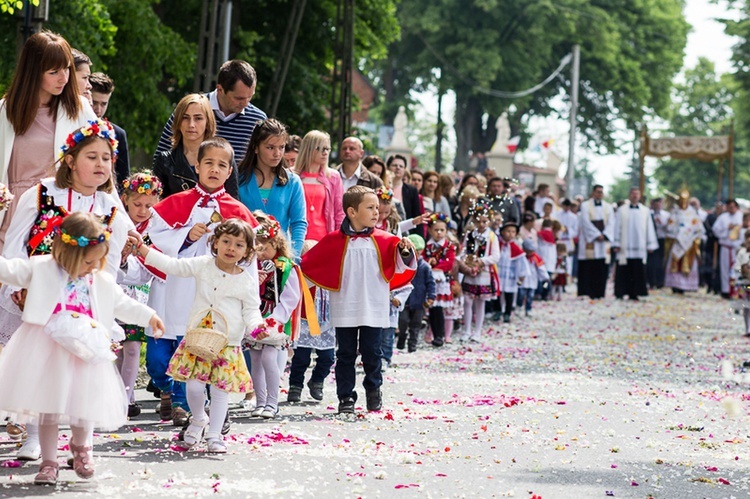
[155,60,267,197]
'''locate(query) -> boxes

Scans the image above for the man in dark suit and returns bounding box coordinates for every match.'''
[338,136,383,191]
[90,72,130,188]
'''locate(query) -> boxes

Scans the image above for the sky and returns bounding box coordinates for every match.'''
[412,0,739,190]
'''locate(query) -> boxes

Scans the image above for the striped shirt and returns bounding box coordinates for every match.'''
[155,89,267,162]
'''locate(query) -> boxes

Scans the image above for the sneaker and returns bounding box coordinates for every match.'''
[250,406,264,418]
[338,397,356,414]
[17,439,41,461]
[33,460,59,485]
[206,437,227,454]
[172,406,190,426]
[307,381,324,401]
[128,403,141,418]
[239,399,255,411]
[221,414,231,435]
[287,385,303,403]
[260,406,278,419]
[366,389,382,412]
[159,393,172,421]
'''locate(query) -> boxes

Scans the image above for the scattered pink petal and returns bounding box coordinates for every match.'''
[1,460,21,468]
[718,477,731,485]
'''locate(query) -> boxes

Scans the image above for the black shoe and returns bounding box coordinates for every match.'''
[503,314,511,323]
[221,414,231,435]
[127,403,141,418]
[146,379,161,398]
[366,389,382,412]
[338,397,356,414]
[307,381,324,401]
[287,385,303,403]
[431,340,444,347]
[396,340,405,350]
[407,345,417,353]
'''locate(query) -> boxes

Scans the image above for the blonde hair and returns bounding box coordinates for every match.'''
[459,185,480,207]
[253,211,293,260]
[51,212,110,277]
[295,130,331,175]
[56,136,115,194]
[171,94,216,149]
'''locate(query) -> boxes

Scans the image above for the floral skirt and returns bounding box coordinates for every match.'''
[167,340,252,393]
[122,324,147,342]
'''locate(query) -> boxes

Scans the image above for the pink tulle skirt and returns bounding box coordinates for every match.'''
[0,322,128,430]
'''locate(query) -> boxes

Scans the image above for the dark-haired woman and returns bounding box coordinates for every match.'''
[238,119,307,258]
[0,31,96,250]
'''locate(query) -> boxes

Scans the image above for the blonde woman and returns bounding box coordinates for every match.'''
[295,130,344,241]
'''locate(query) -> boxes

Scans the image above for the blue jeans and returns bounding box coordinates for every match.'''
[289,347,335,387]
[381,327,395,365]
[145,336,187,410]
[335,326,382,400]
[516,288,534,312]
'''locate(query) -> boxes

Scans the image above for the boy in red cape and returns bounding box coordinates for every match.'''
[301,186,416,414]
[143,137,258,426]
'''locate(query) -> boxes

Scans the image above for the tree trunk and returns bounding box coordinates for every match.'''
[454,91,483,171]
[382,56,396,126]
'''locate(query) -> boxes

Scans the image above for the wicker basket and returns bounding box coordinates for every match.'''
[184,309,229,361]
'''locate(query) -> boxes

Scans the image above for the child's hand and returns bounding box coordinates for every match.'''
[428,257,437,266]
[127,230,144,248]
[10,289,26,311]
[187,223,209,243]
[425,299,434,308]
[412,213,432,226]
[150,314,166,338]
[398,237,415,253]
[391,298,401,307]
[255,327,270,340]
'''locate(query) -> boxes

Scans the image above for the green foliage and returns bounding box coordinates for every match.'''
[652,58,742,206]
[0,0,37,16]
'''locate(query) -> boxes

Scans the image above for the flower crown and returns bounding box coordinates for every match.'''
[0,182,14,212]
[122,173,163,197]
[375,188,393,201]
[59,119,119,160]
[256,217,282,240]
[59,227,112,247]
[468,197,493,219]
[428,212,451,225]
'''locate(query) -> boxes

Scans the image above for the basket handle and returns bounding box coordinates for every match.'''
[187,308,229,332]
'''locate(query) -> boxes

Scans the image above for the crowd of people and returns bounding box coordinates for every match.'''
[0,31,743,485]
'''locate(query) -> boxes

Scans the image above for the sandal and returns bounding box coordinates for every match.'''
[70,443,95,479]
[182,421,206,448]
[6,422,26,441]
[206,437,227,454]
[159,393,173,421]
[33,460,59,485]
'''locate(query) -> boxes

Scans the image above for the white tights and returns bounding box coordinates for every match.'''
[249,346,281,412]
[463,296,486,339]
[116,340,141,403]
[186,380,229,440]
[39,421,91,462]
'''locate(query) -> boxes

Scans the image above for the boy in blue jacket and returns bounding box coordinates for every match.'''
[397,235,436,353]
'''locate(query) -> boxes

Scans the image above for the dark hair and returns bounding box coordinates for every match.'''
[561,198,572,207]
[198,137,234,165]
[89,72,114,94]
[488,176,503,187]
[457,173,478,196]
[421,171,442,202]
[238,119,289,187]
[522,211,536,223]
[71,48,91,69]
[537,183,549,192]
[523,196,536,214]
[362,155,388,184]
[285,134,301,153]
[56,133,116,194]
[726,198,739,208]
[3,31,81,135]
[217,60,256,92]
[541,219,553,228]
[386,154,408,169]
[592,184,603,192]
[343,185,375,213]
[209,219,256,264]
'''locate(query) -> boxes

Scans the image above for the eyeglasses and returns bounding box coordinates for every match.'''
[316,147,331,153]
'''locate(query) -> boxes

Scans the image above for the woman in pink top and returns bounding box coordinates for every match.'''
[295,130,344,241]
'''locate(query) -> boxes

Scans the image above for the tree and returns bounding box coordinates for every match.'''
[652,58,741,206]
[376,0,689,170]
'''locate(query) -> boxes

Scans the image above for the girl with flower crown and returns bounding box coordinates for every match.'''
[0,212,165,485]
[0,32,97,250]
[458,197,500,342]
[0,119,132,459]
[423,213,456,346]
[116,173,163,418]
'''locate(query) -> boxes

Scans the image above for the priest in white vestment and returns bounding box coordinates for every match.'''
[577,185,615,299]
[612,188,658,300]
[711,199,744,298]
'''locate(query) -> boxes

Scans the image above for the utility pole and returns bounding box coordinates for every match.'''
[194,0,233,92]
[435,70,444,172]
[566,44,580,189]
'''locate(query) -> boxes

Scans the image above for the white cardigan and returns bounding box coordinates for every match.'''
[0,97,97,228]
[0,254,155,331]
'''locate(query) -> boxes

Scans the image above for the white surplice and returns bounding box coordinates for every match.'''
[577,199,615,262]
[712,211,744,294]
[612,203,658,264]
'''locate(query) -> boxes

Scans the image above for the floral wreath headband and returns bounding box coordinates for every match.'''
[59,119,119,161]
[375,188,393,201]
[122,174,163,197]
[468,198,494,219]
[255,217,282,240]
[59,226,112,247]
[428,212,451,225]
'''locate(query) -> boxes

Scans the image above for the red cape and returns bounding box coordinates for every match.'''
[501,240,524,259]
[538,228,556,245]
[526,251,544,268]
[152,188,258,228]
[301,228,416,291]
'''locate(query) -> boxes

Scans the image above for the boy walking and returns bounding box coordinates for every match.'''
[302,186,416,414]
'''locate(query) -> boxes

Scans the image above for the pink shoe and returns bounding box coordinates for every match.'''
[70,443,94,479]
[34,460,59,485]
